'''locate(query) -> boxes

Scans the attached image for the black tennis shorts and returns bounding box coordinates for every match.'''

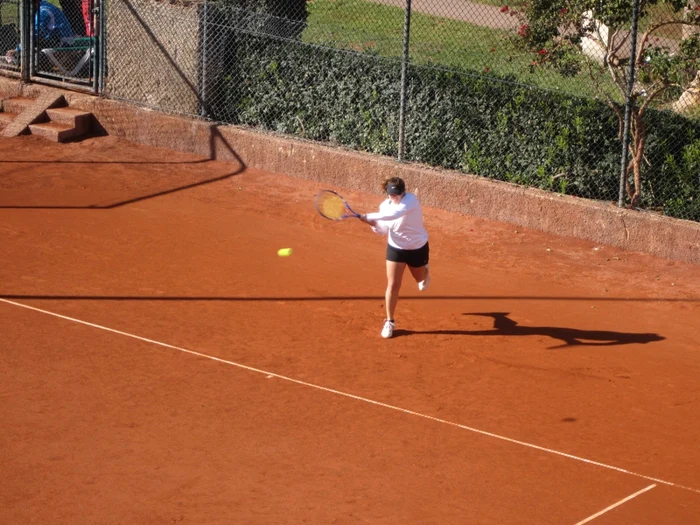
[386,242,430,267]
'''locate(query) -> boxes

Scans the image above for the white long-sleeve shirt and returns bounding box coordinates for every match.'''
[365,192,428,250]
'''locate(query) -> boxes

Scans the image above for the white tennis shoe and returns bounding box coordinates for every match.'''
[381,319,395,339]
[418,265,431,291]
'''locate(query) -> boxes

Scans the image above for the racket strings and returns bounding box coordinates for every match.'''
[316,192,346,219]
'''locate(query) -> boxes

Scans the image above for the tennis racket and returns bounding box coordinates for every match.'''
[314,190,361,221]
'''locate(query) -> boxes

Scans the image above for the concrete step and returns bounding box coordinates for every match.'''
[2,96,35,114]
[45,107,92,134]
[0,112,17,130]
[1,95,94,141]
[2,93,66,138]
[28,121,81,143]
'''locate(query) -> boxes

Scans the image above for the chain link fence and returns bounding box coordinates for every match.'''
[0,0,20,75]
[2,0,699,222]
[1,0,97,84]
[32,0,97,85]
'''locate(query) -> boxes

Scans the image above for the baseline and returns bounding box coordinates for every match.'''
[574,484,656,525]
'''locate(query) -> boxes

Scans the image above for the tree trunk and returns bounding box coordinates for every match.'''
[626,110,647,208]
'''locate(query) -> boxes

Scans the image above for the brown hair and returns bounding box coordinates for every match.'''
[382,177,405,195]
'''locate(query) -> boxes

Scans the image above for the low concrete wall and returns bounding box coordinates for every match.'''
[2,77,699,264]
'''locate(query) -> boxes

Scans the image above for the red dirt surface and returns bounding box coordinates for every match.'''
[2,135,700,524]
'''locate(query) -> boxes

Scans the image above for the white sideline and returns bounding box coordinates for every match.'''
[2,298,699,496]
[574,484,656,525]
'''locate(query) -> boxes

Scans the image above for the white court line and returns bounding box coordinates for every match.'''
[574,484,657,525]
[2,297,700,496]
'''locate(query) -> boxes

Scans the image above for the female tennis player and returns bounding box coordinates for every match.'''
[359,177,430,339]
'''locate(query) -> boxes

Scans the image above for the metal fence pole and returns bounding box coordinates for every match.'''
[20,0,30,82]
[200,0,208,118]
[618,0,641,207]
[397,0,411,162]
[99,0,106,93]
[92,0,99,93]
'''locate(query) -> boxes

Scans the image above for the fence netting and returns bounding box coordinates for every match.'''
[0,0,20,75]
[3,0,700,222]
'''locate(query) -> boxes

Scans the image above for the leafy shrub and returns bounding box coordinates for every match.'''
[213,33,700,221]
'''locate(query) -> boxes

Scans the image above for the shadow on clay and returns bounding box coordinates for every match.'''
[393,312,665,348]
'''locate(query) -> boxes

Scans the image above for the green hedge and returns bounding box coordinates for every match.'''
[215,34,700,221]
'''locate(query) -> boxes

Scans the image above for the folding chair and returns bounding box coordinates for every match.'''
[41,36,93,77]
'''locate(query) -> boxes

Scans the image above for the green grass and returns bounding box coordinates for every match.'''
[303,0,616,100]
[0,1,19,26]
[467,0,509,6]
[0,1,19,56]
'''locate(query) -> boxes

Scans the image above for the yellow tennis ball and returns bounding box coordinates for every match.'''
[277,248,293,257]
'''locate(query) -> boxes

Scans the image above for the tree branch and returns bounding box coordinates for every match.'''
[639,83,679,116]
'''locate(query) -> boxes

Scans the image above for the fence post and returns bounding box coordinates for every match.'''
[20,0,30,82]
[99,0,106,93]
[92,0,100,93]
[200,0,208,118]
[397,0,411,162]
[618,0,641,207]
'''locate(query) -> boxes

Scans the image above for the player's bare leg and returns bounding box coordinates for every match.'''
[409,264,430,291]
[385,260,405,320]
[381,261,405,338]
[408,264,428,283]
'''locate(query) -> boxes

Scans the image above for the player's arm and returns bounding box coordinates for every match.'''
[358,214,389,235]
[364,202,409,222]
[359,214,377,226]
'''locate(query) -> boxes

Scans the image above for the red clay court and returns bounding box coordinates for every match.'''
[2,134,700,524]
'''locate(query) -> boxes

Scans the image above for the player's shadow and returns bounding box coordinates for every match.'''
[394,312,665,348]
